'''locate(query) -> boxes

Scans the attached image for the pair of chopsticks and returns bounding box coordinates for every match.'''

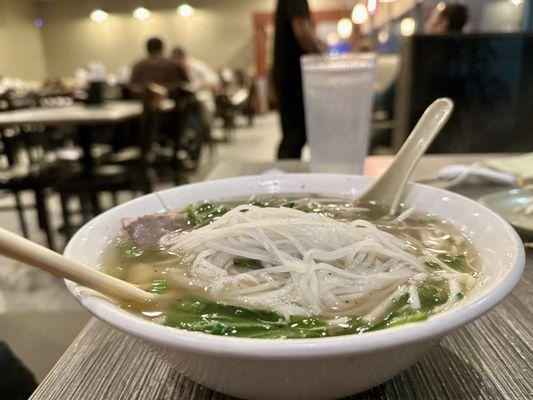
[0,228,154,303]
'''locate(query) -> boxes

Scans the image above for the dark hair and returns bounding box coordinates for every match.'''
[172,47,185,59]
[146,37,163,55]
[441,4,468,32]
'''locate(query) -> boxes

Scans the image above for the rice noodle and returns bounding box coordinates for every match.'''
[160,205,472,319]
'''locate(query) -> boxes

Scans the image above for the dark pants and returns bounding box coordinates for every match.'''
[276,82,307,159]
[0,342,37,399]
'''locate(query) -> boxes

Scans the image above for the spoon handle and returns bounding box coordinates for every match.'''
[359,98,454,212]
[0,228,153,303]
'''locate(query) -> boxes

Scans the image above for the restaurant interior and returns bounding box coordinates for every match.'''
[0,0,532,399]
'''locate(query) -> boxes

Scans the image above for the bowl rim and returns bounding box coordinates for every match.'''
[64,173,525,360]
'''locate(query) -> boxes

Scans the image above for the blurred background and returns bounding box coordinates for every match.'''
[0,0,532,397]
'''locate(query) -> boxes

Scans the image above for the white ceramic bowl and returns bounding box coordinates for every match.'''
[64,174,525,400]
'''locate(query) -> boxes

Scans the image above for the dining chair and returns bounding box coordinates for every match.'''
[154,89,208,181]
[55,88,161,239]
[0,127,81,250]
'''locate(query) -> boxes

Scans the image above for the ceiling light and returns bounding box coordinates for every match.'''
[133,7,151,21]
[90,9,109,23]
[400,17,416,36]
[352,4,369,25]
[378,29,390,44]
[327,32,339,47]
[367,0,378,16]
[510,0,523,5]
[337,18,353,38]
[177,4,194,17]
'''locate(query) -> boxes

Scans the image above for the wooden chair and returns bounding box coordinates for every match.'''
[55,88,161,239]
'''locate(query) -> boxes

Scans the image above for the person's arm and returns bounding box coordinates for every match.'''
[291,16,322,54]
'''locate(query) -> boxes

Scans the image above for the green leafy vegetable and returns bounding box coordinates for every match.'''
[164,295,430,338]
[360,208,390,220]
[186,203,229,227]
[233,257,263,270]
[117,242,144,258]
[174,297,281,322]
[424,260,441,269]
[366,312,399,332]
[418,282,449,310]
[186,207,200,226]
[251,200,271,207]
[387,313,428,328]
[366,311,428,332]
[363,292,420,332]
[166,297,291,338]
[393,292,410,307]
[177,298,209,313]
[196,203,215,213]
[107,266,124,278]
[151,279,168,294]
[358,205,401,221]
[456,292,464,300]
[166,297,331,338]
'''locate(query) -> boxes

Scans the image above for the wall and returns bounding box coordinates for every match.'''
[37,0,346,78]
[0,0,47,80]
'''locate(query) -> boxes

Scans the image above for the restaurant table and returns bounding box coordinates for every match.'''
[0,100,174,172]
[30,155,532,400]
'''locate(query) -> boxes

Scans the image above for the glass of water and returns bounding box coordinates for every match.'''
[301,53,376,174]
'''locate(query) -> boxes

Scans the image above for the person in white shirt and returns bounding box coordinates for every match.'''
[171,47,219,116]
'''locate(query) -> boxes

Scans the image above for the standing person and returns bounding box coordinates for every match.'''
[130,37,187,93]
[273,0,323,159]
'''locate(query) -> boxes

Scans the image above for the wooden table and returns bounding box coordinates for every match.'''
[0,100,174,171]
[0,101,143,174]
[31,156,533,400]
[0,101,143,127]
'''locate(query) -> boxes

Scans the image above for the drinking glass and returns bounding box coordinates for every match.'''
[301,53,376,174]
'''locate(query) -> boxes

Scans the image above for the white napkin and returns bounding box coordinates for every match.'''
[483,153,533,179]
[437,153,533,187]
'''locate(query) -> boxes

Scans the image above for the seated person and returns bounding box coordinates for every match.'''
[130,37,187,95]
[171,47,219,116]
[424,4,469,34]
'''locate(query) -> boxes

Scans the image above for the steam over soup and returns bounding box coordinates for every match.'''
[102,195,480,339]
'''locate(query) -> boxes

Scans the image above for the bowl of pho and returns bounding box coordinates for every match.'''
[64,174,525,400]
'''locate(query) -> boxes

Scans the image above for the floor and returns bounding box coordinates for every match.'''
[0,112,282,382]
